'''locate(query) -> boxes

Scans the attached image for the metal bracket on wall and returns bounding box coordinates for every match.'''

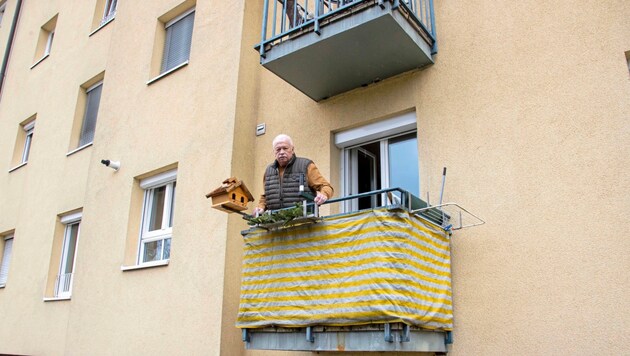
[306,326,315,342]
[384,323,394,343]
[400,324,411,342]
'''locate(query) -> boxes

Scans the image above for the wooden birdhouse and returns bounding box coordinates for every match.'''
[206,177,255,213]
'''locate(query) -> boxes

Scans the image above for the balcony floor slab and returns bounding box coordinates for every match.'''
[261,2,434,101]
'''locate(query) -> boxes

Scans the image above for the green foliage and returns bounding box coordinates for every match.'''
[246,203,304,226]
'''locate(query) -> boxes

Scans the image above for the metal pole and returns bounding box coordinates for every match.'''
[438,167,446,206]
[0,0,23,100]
[439,167,446,225]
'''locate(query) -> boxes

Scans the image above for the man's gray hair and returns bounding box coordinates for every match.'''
[272,134,294,148]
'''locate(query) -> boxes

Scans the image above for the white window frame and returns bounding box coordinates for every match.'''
[21,121,35,164]
[44,30,54,56]
[0,235,14,287]
[138,169,177,265]
[335,112,418,212]
[78,81,103,147]
[102,0,118,24]
[55,213,81,298]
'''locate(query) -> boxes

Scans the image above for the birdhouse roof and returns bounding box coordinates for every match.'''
[206,177,255,201]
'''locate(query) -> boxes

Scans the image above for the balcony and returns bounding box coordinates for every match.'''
[237,189,484,353]
[256,0,437,101]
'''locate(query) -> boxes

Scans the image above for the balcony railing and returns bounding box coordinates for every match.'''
[256,0,438,101]
[238,189,484,352]
[259,0,436,56]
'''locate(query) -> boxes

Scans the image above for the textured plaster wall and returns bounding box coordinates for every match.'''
[248,0,630,355]
[0,0,249,354]
[0,0,627,355]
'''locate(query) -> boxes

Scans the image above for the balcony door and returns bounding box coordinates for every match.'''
[335,112,419,212]
[348,146,378,211]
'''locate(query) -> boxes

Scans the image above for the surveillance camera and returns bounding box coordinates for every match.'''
[101,159,121,171]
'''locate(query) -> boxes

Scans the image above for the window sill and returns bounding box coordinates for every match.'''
[43,296,71,302]
[0,284,5,288]
[66,142,93,156]
[89,17,115,37]
[121,259,169,272]
[30,53,50,69]
[8,162,27,173]
[146,61,188,85]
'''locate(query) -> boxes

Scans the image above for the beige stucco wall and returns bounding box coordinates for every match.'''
[0,0,628,355]
[0,0,253,354]
[247,0,630,355]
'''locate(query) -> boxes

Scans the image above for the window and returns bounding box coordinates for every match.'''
[31,15,57,68]
[0,234,13,287]
[90,0,118,34]
[20,121,35,164]
[44,31,54,56]
[9,116,36,171]
[138,170,176,264]
[335,112,419,212]
[161,8,195,74]
[68,73,104,154]
[102,0,118,24]
[78,81,103,147]
[52,213,81,298]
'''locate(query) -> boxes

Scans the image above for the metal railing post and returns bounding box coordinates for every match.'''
[429,0,438,54]
[314,0,321,35]
[260,0,270,58]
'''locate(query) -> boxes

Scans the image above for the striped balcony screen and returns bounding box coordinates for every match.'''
[237,207,453,331]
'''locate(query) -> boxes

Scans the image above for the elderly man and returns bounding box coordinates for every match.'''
[253,134,333,215]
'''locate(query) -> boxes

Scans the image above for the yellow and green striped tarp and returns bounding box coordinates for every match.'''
[237,207,453,331]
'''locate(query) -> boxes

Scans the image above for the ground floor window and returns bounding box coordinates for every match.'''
[0,234,14,287]
[138,170,176,264]
[55,212,81,298]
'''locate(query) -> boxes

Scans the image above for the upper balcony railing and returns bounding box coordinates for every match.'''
[256,0,438,101]
[259,0,436,57]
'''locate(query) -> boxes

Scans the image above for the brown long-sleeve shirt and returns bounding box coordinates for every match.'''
[257,162,333,210]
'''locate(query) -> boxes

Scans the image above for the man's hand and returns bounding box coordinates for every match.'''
[314,192,328,206]
[253,207,265,217]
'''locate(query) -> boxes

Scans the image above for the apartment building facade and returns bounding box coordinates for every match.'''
[0,0,628,355]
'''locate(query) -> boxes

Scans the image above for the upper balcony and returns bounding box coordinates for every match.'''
[255,0,437,101]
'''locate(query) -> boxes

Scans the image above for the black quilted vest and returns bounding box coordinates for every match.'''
[264,156,314,210]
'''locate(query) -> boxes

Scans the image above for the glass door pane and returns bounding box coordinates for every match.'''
[356,148,377,209]
[388,133,419,198]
